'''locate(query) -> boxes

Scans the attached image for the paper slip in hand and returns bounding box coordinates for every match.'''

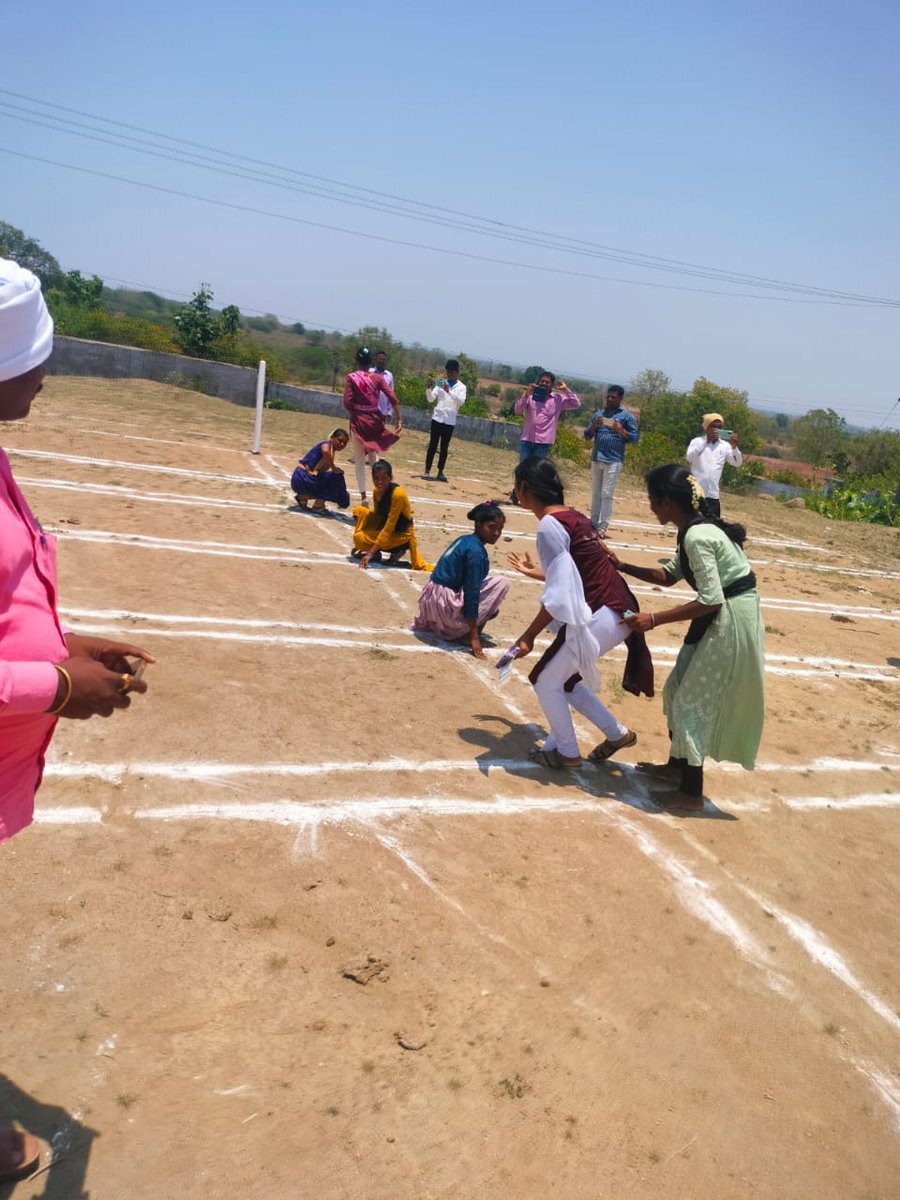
[496,645,519,683]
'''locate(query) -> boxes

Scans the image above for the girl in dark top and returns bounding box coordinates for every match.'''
[291,428,350,511]
[411,502,510,658]
[509,457,653,769]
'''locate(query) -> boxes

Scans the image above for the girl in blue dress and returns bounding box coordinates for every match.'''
[291,429,351,511]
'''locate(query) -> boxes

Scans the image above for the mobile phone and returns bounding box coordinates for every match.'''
[599,416,616,428]
[719,429,734,439]
[496,645,519,682]
[532,386,549,404]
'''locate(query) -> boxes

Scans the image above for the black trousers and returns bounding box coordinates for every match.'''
[425,420,455,474]
[704,497,721,518]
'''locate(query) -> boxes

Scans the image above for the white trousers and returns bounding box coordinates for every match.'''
[534,605,629,759]
[590,459,623,531]
[352,431,377,495]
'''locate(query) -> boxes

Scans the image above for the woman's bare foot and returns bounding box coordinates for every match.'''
[650,788,704,813]
[634,761,679,779]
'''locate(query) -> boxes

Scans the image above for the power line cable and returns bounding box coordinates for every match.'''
[2,87,898,307]
[2,144,893,310]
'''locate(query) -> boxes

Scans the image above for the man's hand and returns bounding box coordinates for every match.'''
[359,551,375,571]
[64,634,155,674]
[612,419,626,437]
[556,379,567,391]
[469,631,485,659]
[51,655,148,720]
[730,433,740,447]
[525,383,535,397]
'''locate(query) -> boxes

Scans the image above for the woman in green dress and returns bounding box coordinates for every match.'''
[612,464,764,811]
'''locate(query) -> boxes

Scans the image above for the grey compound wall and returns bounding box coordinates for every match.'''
[48,336,522,449]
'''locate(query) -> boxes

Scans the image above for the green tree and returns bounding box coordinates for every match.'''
[0,221,63,288]
[454,351,480,401]
[629,368,671,401]
[52,269,105,309]
[518,365,543,385]
[793,408,848,474]
[220,305,242,337]
[775,413,790,430]
[846,429,900,482]
[173,284,221,358]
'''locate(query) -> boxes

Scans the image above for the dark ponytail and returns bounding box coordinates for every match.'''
[513,456,565,505]
[467,500,504,523]
[646,464,746,546]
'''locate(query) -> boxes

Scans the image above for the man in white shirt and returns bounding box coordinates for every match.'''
[422,359,467,482]
[685,412,743,517]
[370,350,395,422]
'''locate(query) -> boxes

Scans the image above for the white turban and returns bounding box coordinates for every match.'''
[0,257,54,383]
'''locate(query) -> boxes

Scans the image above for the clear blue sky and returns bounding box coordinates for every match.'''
[3,0,898,427]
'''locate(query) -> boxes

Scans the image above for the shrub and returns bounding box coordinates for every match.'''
[721,459,765,494]
[394,374,429,411]
[460,395,491,418]
[805,487,899,526]
[625,430,681,478]
[551,423,589,465]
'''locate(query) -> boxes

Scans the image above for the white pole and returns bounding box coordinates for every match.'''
[251,359,266,454]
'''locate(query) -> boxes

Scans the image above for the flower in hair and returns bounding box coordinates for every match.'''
[686,473,705,511]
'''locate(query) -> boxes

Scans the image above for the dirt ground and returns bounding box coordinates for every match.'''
[1,377,898,1200]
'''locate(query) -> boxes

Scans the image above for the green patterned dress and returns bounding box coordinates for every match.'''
[661,524,765,769]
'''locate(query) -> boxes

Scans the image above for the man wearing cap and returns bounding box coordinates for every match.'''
[685,414,742,517]
[0,257,156,1179]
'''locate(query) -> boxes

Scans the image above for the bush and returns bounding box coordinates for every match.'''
[551,423,589,465]
[459,395,491,419]
[805,487,899,526]
[721,459,765,494]
[394,374,429,410]
[53,304,179,353]
[625,430,681,478]
[765,467,810,489]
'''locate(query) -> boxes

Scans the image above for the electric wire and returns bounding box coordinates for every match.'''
[2,145,892,310]
[2,87,898,307]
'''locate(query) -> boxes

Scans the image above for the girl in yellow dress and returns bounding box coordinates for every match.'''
[352,460,433,572]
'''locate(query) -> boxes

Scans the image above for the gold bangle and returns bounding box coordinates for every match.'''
[49,664,73,715]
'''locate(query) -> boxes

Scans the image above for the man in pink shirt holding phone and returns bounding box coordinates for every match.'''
[508,370,580,504]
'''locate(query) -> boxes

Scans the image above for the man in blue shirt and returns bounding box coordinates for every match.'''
[583,385,639,537]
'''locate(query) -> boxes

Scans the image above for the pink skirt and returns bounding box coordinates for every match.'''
[411,576,510,640]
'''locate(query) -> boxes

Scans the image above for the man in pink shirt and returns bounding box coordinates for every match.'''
[508,370,580,504]
[0,258,154,1182]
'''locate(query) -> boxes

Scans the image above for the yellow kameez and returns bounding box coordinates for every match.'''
[352,484,433,572]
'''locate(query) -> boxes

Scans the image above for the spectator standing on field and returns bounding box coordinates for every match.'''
[422,358,466,482]
[370,350,395,423]
[508,371,580,504]
[685,414,742,518]
[583,384,639,537]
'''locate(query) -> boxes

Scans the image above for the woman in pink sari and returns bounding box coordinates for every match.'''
[343,347,403,501]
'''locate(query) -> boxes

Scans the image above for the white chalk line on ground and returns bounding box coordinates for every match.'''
[48,526,900,622]
[20,476,286,514]
[41,757,899,810]
[61,612,900,685]
[10,441,865,561]
[8,447,274,488]
[245,454,284,486]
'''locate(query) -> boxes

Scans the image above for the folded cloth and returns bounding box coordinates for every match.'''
[0,258,54,383]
